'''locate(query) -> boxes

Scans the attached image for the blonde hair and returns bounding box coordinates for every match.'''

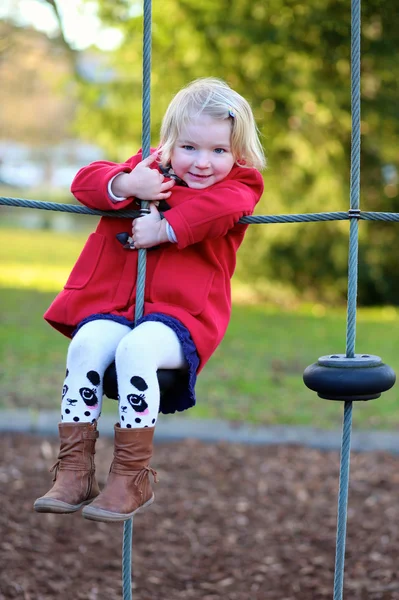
[159,77,266,171]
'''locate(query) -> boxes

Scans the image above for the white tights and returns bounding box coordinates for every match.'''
[61,319,186,428]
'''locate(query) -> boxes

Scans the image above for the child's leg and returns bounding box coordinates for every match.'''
[82,321,187,523]
[115,320,187,428]
[34,319,131,514]
[62,319,131,423]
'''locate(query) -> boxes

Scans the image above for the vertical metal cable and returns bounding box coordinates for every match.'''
[345,0,361,360]
[141,0,152,162]
[122,2,152,598]
[122,518,134,600]
[333,400,353,600]
[134,0,152,323]
[333,0,361,598]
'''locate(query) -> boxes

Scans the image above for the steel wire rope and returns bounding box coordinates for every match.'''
[332,0,362,598]
[4,197,399,224]
[120,0,153,598]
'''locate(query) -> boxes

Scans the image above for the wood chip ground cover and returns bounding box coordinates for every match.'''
[1,433,399,599]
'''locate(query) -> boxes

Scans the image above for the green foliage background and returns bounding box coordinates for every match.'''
[68,1,398,305]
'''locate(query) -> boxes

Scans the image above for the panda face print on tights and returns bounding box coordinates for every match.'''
[62,369,101,423]
[126,376,149,413]
[120,375,155,428]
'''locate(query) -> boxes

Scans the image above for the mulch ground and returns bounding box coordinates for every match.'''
[1,433,399,600]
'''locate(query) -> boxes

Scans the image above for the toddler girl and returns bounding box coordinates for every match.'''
[34,77,265,522]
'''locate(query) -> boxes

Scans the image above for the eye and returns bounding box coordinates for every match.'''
[62,385,68,398]
[214,148,226,154]
[182,145,195,151]
[80,387,95,401]
[127,393,145,406]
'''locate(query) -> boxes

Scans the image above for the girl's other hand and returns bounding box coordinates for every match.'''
[131,203,169,248]
[111,153,175,201]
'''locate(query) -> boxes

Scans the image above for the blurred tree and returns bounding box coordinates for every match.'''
[0,20,76,145]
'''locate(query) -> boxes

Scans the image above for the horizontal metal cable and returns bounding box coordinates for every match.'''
[241,212,399,224]
[0,197,142,219]
[3,197,399,225]
[240,212,349,224]
[360,212,399,222]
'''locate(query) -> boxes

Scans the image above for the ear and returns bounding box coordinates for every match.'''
[130,376,148,391]
[87,370,101,386]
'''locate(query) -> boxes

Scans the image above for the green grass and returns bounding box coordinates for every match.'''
[0,227,92,291]
[1,227,399,429]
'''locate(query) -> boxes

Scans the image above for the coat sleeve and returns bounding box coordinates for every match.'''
[70,153,143,211]
[164,168,264,249]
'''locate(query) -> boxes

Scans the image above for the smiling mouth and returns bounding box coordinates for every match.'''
[188,173,212,179]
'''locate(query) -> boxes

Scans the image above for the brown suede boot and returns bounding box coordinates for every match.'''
[82,424,157,523]
[34,421,100,514]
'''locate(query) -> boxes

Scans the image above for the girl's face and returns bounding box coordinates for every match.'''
[170,114,235,189]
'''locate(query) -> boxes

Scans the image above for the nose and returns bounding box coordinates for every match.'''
[194,152,210,169]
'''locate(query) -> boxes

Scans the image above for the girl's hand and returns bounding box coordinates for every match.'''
[131,203,169,248]
[111,153,175,200]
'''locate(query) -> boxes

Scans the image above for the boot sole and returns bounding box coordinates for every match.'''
[82,494,155,523]
[33,497,96,514]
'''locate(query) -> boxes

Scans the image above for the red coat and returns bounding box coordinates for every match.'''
[44,152,264,371]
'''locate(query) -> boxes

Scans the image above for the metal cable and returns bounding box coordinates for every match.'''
[333,0,361,598]
[122,1,152,598]
[122,517,133,600]
[5,198,399,225]
[0,196,142,218]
